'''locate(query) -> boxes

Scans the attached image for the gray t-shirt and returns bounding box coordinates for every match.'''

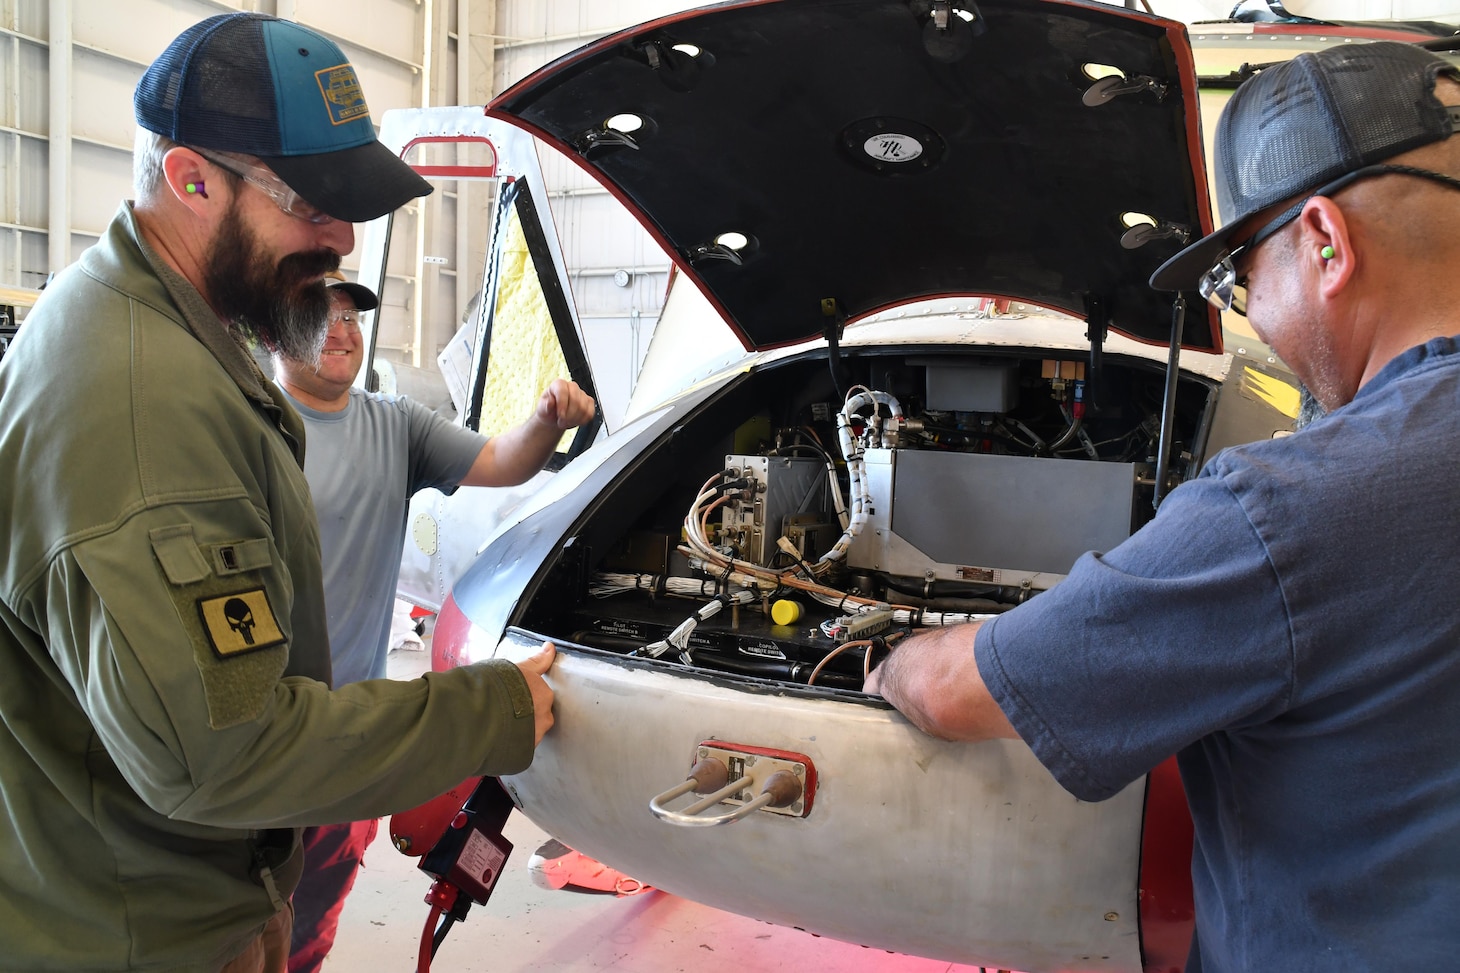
[282,387,486,685]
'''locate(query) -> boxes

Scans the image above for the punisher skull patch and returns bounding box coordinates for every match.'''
[197,589,286,659]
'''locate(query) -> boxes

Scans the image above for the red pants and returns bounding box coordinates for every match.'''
[287,819,380,973]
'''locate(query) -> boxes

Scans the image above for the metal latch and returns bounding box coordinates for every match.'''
[649,741,818,827]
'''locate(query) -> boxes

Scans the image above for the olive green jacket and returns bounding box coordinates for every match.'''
[0,204,536,971]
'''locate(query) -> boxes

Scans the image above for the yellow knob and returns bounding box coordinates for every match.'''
[771,599,803,626]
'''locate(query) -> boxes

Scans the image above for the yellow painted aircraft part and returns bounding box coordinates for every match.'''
[0,285,41,309]
[1243,366,1300,419]
[481,212,574,449]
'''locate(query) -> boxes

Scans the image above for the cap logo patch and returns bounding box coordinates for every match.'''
[198,588,286,658]
[315,64,369,126]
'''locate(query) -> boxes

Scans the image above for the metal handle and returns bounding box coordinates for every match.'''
[650,759,804,828]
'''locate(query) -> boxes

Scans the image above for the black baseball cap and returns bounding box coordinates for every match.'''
[1152,42,1460,291]
[324,270,379,311]
[134,13,431,224]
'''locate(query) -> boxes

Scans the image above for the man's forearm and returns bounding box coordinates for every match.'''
[868,621,1019,742]
[461,380,596,488]
[460,417,560,488]
[490,418,560,482]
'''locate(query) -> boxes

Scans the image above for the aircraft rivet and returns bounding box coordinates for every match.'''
[698,748,708,758]
[1104,912,1119,922]
[794,765,804,776]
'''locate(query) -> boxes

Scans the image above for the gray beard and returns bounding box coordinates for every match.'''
[267,298,330,367]
[202,194,336,366]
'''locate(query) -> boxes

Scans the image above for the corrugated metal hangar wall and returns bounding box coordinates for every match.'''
[3,0,1457,410]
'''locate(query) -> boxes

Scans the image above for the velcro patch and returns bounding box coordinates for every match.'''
[210,538,273,576]
[198,589,286,659]
[315,64,369,125]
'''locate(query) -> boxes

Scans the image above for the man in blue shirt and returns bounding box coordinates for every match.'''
[869,42,1460,970]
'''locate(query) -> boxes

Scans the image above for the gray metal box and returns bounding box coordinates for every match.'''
[923,361,1019,413]
[846,448,1136,586]
[722,455,828,566]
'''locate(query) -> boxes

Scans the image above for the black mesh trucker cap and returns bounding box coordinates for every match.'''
[324,270,379,312]
[134,13,431,223]
[1151,42,1460,291]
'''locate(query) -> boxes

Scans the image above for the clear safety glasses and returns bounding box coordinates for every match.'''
[1198,164,1460,316]
[1198,253,1249,316]
[193,147,334,225]
[328,309,362,334]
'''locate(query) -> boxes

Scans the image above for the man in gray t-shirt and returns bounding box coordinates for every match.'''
[274,273,596,973]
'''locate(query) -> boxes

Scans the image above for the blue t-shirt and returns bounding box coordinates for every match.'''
[282,388,486,686]
[977,337,1460,971]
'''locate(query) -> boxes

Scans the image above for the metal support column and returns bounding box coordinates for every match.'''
[455,0,497,334]
[47,0,72,274]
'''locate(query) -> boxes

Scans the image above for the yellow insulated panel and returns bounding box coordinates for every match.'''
[480,212,575,451]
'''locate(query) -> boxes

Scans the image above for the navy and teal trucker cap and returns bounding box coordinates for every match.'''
[134,13,430,223]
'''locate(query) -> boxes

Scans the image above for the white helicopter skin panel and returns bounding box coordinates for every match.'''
[362,108,609,610]
[397,488,457,613]
[487,630,1146,973]
[396,474,551,613]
